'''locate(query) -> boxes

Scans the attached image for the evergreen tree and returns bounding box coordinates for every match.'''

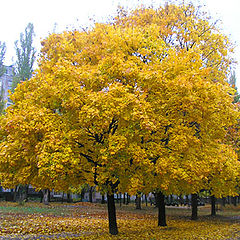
[229,70,240,103]
[0,41,6,113]
[0,41,6,77]
[13,23,36,91]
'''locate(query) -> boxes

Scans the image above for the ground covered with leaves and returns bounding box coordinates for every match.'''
[0,201,239,239]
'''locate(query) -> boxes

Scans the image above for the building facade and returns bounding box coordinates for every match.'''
[0,65,14,108]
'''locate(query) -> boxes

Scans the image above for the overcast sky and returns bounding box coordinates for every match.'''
[1,0,240,87]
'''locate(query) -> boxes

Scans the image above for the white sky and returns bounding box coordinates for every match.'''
[1,0,240,87]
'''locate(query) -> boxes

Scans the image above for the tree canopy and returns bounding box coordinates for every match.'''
[0,2,239,235]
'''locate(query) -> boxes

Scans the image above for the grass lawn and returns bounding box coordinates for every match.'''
[0,201,239,239]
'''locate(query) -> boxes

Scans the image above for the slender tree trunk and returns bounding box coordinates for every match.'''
[107,193,118,235]
[179,195,183,206]
[123,193,126,204]
[89,187,93,203]
[156,191,167,226]
[40,190,43,203]
[101,194,105,204]
[145,194,148,206]
[126,193,129,205]
[211,195,216,216]
[119,193,122,207]
[222,197,226,207]
[80,188,85,202]
[135,194,141,210]
[43,189,49,205]
[67,193,71,203]
[25,185,29,202]
[13,186,19,202]
[232,196,237,206]
[48,189,51,203]
[185,195,189,206]
[191,193,198,220]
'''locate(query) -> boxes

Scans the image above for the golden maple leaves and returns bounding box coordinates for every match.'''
[0,201,239,239]
[0,2,239,199]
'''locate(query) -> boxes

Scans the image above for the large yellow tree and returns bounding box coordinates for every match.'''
[0,2,239,235]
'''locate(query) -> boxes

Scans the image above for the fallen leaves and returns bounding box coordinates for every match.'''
[0,202,239,239]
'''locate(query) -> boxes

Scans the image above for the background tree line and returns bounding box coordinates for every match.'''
[0,23,36,112]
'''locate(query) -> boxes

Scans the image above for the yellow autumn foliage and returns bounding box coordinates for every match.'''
[0,1,239,212]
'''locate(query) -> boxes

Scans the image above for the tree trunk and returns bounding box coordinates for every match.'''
[101,194,105,204]
[185,195,189,206]
[191,193,198,220]
[156,191,167,226]
[119,193,122,207]
[67,193,71,203]
[222,197,226,207]
[145,194,148,206]
[211,195,216,216]
[43,189,49,205]
[123,193,126,204]
[89,187,93,203]
[25,185,29,202]
[179,195,183,206]
[232,196,237,206]
[80,187,85,202]
[13,186,19,202]
[126,193,129,205]
[107,193,118,235]
[135,194,141,210]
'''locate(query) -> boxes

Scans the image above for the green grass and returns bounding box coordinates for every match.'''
[0,202,72,216]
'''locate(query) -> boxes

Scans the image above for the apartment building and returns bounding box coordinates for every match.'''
[0,65,14,108]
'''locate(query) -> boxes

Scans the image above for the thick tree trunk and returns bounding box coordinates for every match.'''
[156,191,167,226]
[43,189,49,205]
[107,193,118,235]
[191,193,198,220]
[135,194,141,210]
[211,195,216,216]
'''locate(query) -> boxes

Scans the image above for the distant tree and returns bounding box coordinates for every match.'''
[13,23,36,91]
[0,41,6,113]
[0,41,6,77]
[229,70,240,103]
